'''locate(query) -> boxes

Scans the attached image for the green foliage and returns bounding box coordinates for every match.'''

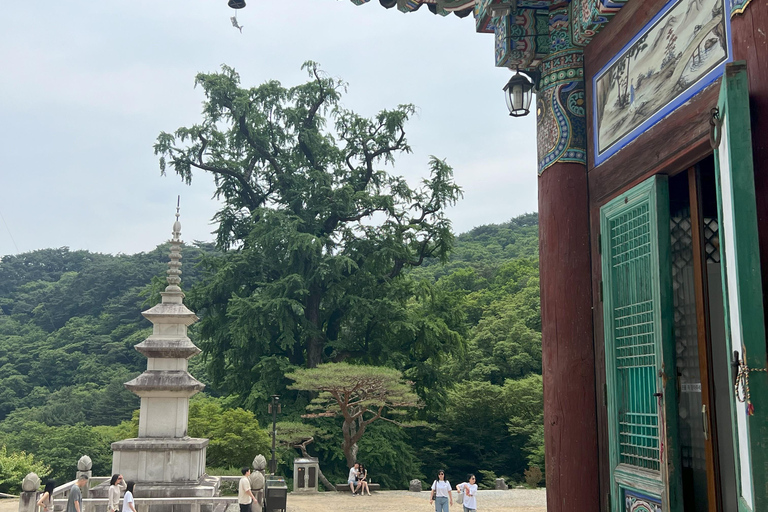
[155,63,463,409]
[188,397,271,469]
[477,470,498,490]
[275,421,319,448]
[287,363,422,467]
[0,243,217,424]
[0,445,50,494]
[0,421,125,484]
[0,198,542,488]
[426,375,544,483]
[524,465,543,488]
[356,421,423,489]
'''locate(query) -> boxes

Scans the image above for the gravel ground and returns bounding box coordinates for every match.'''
[1,489,547,512]
[0,499,16,512]
[285,489,546,512]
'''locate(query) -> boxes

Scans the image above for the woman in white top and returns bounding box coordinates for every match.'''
[36,480,55,512]
[122,481,137,512]
[430,470,453,512]
[108,474,126,512]
[456,474,478,512]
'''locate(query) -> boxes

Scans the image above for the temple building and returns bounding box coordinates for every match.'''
[338,1,768,511]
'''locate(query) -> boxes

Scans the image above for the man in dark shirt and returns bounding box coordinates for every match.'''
[66,475,89,512]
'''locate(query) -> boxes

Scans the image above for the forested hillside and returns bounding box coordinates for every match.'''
[0,213,540,492]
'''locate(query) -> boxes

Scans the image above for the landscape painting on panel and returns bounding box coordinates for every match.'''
[595,0,728,157]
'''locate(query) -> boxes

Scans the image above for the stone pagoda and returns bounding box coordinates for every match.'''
[111,206,214,500]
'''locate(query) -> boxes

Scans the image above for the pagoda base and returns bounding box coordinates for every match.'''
[91,476,220,512]
[104,438,215,512]
[111,437,209,483]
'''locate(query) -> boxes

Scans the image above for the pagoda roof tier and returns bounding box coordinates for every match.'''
[134,338,202,359]
[125,371,205,395]
[141,303,199,326]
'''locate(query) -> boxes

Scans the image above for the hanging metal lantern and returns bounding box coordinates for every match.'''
[228,0,246,9]
[503,69,535,117]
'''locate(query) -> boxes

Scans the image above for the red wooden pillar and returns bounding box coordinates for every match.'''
[539,163,599,511]
[537,6,599,509]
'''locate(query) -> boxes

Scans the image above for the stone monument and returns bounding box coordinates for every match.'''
[110,206,215,505]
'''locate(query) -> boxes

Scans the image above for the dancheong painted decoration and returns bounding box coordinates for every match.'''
[593,0,730,163]
[624,489,663,512]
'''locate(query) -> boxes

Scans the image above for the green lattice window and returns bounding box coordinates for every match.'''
[608,202,661,471]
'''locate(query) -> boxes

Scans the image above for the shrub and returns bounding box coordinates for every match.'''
[524,465,542,488]
[477,470,497,490]
[0,445,50,494]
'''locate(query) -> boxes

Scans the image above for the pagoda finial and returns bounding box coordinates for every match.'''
[172,195,181,242]
[165,196,183,296]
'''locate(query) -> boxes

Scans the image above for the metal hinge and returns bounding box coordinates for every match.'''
[598,233,602,255]
[599,281,603,302]
[604,383,608,407]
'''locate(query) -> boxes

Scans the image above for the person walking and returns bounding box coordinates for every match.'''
[122,482,137,512]
[347,463,360,495]
[429,470,453,512]
[238,467,257,512]
[456,474,478,512]
[66,476,88,512]
[108,474,126,512]
[36,480,55,512]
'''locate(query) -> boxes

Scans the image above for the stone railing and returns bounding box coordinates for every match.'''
[52,496,238,512]
[16,453,270,512]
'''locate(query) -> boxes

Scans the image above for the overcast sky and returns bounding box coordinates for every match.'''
[0,1,537,258]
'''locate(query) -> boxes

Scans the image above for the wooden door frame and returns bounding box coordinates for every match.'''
[688,165,722,512]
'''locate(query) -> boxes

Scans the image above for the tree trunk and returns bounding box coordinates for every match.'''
[342,417,358,468]
[343,442,358,469]
[305,291,323,367]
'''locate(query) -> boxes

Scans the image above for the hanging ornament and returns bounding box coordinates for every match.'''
[230,15,243,33]
[228,0,245,33]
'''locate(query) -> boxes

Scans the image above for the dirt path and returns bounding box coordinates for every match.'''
[285,489,546,512]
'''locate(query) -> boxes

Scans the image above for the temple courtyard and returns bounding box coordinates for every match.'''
[1,489,546,512]
[285,489,546,511]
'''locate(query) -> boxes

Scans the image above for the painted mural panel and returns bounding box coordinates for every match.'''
[624,488,662,512]
[594,0,728,162]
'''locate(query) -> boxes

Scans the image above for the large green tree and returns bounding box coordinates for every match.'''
[154,63,463,403]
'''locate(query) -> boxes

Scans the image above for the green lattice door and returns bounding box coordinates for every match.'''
[712,62,768,512]
[601,175,683,512]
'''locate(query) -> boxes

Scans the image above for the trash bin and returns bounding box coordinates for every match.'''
[264,476,288,512]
